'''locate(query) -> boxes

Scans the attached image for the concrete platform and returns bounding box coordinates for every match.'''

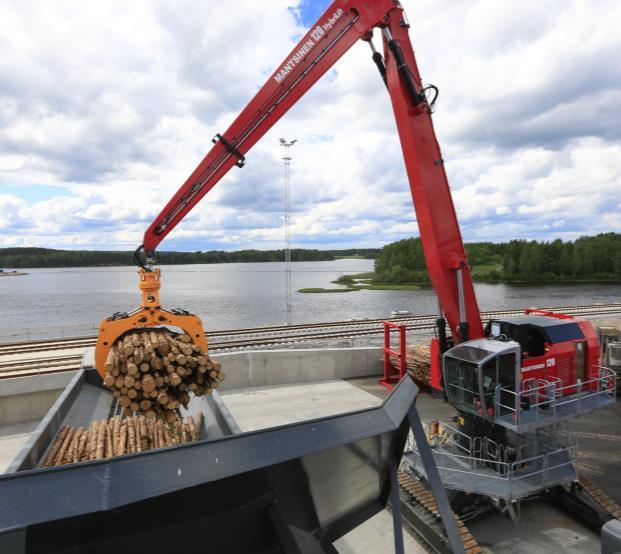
[335,509,425,553]
[468,500,599,553]
[221,379,382,431]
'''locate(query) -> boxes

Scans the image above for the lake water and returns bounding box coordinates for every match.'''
[1,259,620,338]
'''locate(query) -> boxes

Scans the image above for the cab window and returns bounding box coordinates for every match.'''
[444,357,480,416]
[481,359,497,415]
[523,328,545,357]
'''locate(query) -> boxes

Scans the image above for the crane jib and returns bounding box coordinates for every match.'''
[149,11,359,244]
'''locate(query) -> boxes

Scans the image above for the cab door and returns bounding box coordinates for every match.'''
[497,353,517,416]
[574,341,586,382]
[480,353,517,417]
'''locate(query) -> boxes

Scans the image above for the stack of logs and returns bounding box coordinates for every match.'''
[390,344,432,385]
[42,413,203,467]
[103,329,224,421]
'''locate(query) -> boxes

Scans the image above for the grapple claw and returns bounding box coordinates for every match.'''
[94,268,207,378]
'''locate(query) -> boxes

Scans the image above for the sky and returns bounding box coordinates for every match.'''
[0,0,620,252]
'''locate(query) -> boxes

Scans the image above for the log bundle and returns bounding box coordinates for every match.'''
[390,344,432,385]
[102,329,224,421]
[42,413,204,468]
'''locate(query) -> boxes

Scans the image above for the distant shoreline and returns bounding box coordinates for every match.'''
[0,247,379,269]
[299,272,423,293]
[298,270,621,293]
[0,271,28,276]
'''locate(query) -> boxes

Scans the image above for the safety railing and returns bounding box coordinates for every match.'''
[426,419,473,456]
[380,321,407,390]
[404,420,579,499]
[493,365,617,430]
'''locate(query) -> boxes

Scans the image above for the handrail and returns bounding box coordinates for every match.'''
[408,420,580,500]
[411,444,578,481]
[493,365,616,427]
[423,420,576,467]
[380,321,407,390]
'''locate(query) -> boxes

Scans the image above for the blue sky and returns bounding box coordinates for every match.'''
[0,0,619,251]
[0,184,73,203]
[297,0,331,26]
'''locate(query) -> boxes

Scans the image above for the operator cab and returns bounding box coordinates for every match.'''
[443,314,616,432]
[443,338,520,421]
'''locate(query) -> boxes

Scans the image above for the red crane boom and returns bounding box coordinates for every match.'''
[139,0,483,343]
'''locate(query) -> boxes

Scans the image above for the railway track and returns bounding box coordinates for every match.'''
[398,470,482,554]
[1,303,620,379]
[397,468,621,553]
[2,302,621,356]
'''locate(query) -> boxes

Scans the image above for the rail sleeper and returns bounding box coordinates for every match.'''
[398,471,483,554]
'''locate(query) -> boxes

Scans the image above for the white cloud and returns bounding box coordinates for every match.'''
[0,0,619,251]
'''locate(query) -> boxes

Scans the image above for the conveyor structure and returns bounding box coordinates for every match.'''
[0,352,466,554]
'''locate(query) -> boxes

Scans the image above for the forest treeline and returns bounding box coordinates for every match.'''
[3,234,620,283]
[0,247,380,268]
[374,233,621,284]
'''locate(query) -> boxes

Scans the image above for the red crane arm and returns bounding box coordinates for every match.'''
[381,10,483,341]
[142,0,395,256]
[140,0,483,342]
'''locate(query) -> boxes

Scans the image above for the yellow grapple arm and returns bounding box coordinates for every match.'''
[94,268,208,379]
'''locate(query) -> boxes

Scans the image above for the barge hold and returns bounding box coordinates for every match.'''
[0,350,468,554]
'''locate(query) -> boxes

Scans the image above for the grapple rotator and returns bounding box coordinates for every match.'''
[94,266,207,379]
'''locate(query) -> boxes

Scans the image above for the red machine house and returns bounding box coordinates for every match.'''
[442,309,613,433]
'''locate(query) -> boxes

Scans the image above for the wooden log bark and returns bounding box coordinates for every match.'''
[102,329,225,419]
[134,417,143,452]
[70,427,85,464]
[112,416,121,456]
[122,334,134,357]
[43,426,69,467]
[104,347,116,373]
[44,410,207,466]
[76,428,89,462]
[126,362,139,376]
[119,395,131,408]
[52,427,75,466]
[157,335,170,356]
[127,417,136,453]
[87,420,98,460]
[105,423,113,459]
[139,416,149,450]
[95,420,106,460]
[187,416,198,442]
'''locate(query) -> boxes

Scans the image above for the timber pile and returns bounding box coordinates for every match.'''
[103,329,224,421]
[42,413,203,467]
[390,344,432,385]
